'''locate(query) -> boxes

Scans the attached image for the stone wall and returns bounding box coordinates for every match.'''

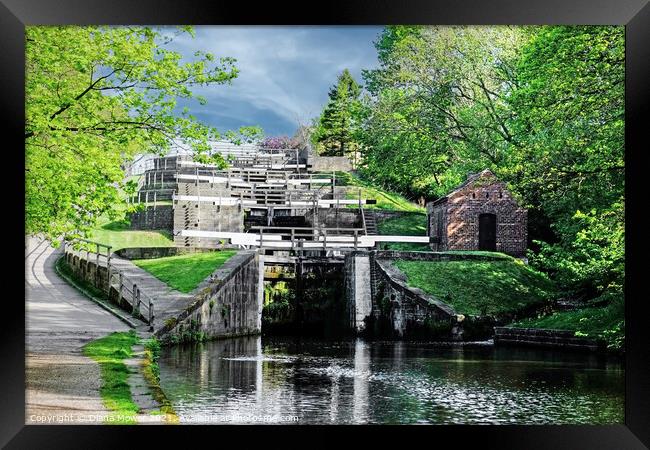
[343,250,492,338]
[116,245,238,260]
[309,155,353,172]
[128,205,174,231]
[494,327,604,351]
[63,251,110,293]
[155,251,263,341]
[373,258,458,337]
[305,208,362,230]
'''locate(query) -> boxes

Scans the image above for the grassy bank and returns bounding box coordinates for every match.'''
[142,337,179,422]
[83,330,140,424]
[88,218,173,252]
[133,250,237,293]
[376,213,430,251]
[332,171,424,212]
[395,258,556,316]
[511,292,624,350]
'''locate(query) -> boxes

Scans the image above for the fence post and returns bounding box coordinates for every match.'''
[354,230,358,250]
[259,228,264,248]
[118,273,124,306]
[149,300,154,331]
[132,284,138,314]
[135,287,141,317]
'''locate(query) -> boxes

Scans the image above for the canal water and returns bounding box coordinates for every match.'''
[157,336,624,424]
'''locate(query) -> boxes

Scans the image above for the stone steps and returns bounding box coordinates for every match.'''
[363,209,378,235]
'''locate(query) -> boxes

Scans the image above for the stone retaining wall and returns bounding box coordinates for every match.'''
[309,156,353,172]
[116,245,239,260]
[155,251,263,341]
[128,205,174,231]
[374,258,458,337]
[64,252,110,293]
[494,327,604,351]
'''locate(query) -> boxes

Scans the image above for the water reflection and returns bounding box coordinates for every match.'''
[157,336,624,425]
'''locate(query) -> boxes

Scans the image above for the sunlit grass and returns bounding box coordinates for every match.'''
[330,171,424,212]
[511,292,624,349]
[83,330,139,424]
[395,259,556,316]
[377,213,430,251]
[133,250,237,293]
[82,203,174,252]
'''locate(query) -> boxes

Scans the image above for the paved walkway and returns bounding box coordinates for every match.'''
[108,256,194,333]
[25,236,130,424]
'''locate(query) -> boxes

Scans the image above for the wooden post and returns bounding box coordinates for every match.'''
[149,300,154,331]
[135,288,141,317]
[259,228,264,248]
[291,228,295,251]
[354,230,358,250]
[118,273,123,306]
[132,284,138,313]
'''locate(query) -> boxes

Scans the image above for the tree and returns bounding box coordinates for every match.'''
[356,26,527,199]
[507,26,625,296]
[312,69,361,159]
[25,26,260,240]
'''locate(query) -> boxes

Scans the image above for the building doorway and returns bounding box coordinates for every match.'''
[478,213,497,251]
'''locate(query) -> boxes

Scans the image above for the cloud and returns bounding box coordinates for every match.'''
[165,26,382,136]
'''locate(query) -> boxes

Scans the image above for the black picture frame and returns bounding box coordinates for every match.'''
[3,0,648,447]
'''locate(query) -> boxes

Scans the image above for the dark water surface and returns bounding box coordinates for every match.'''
[157,336,624,424]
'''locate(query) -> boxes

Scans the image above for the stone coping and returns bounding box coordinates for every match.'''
[153,250,257,338]
[494,326,603,350]
[115,245,240,260]
[375,258,457,319]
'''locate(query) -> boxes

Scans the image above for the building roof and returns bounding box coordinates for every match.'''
[428,169,496,207]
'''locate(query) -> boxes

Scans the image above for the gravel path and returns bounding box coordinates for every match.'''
[25,236,130,424]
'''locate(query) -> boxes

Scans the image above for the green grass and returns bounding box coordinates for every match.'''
[82,330,140,424]
[511,292,624,350]
[395,259,556,316]
[376,213,430,251]
[133,250,237,293]
[330,171,425,213]
[88,218,173,252]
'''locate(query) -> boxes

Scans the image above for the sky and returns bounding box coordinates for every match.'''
[166,26,383,137]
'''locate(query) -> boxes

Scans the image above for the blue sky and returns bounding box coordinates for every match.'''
[166,26,383,137]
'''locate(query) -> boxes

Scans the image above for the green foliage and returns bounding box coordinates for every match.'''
[356,26,526,199]
[25,26,260,240]
[511,291,624,350]
[83,330,139,424]
[507,26,625,298]
[395,259,556,317]
[133,250,236,293]
[263,281,292,323]
[312,69,362,159]
[319,25,624,305]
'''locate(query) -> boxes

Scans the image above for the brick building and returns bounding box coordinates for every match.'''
[426,169,527,256]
